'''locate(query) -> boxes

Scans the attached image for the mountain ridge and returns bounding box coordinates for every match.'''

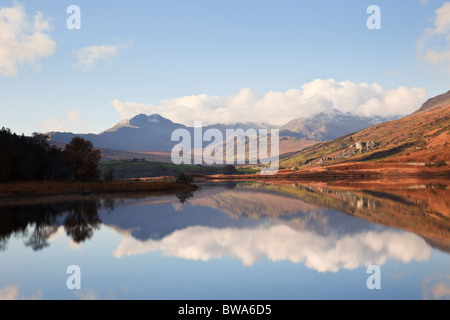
[280,109,397,140]
[48,111,394,154]
[414,90,450,114]
[281,91,450,168]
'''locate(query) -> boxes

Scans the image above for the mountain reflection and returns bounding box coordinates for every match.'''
[255,181,450,252]
[0,180,449,275]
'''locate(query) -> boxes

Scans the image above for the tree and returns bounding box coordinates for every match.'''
[0,128,71,181]
[63,138,101,181]
[176,172,193,184]
[32,132,50,146]
[222,165,237,175]
[0,152,13,182]
[103,167,115,181]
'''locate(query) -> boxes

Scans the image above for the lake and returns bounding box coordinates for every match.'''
[0,180,449,300]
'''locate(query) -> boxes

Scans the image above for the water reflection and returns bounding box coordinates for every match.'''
[0,200,102,251]
[176,191,194,204]
[256,181,450,252]
[0,285,42,300]
[0,191,196,252]
[112,225,431,272]
[63,201,102,244]
[0,180,449,270]
[1,181,449,300]
[422,275,450,300]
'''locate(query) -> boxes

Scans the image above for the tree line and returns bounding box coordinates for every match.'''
[0,127,101,182]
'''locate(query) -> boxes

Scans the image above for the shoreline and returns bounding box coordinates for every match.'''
[198,162,450,181]
[1,161,448,200]
[0,180,198,199]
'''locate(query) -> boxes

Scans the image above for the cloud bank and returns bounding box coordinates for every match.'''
[37,109,93,133]
[0,3,56,77]
[111,79,426,126]
[418,2,450,75]
[112,225,431,273]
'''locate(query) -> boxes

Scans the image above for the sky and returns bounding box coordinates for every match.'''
[1,0,450,135]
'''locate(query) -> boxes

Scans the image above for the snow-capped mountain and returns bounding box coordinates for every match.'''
[49,114,189,151]
[280,109,399,141]
[48,111,395,152]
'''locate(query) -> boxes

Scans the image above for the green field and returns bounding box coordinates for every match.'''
[99,161,259,179]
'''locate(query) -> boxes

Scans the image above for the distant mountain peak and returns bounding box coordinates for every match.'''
[325,108,344,115]
[282,90,450,168]
[131,113,148,120]
[149,113,165,119]
[280,110,394,141]
[129,113,172,126]
[102,119,138,133]
[129,113,149,125]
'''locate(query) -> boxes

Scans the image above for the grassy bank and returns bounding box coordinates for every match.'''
[205,161,450,181]
[99,161,222,179]
[0,180,198,198]
[99,160,260,179]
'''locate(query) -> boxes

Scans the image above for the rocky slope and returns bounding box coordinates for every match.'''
[281,91,450,168]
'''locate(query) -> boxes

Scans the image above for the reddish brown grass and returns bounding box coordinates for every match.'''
[0,180,197,198]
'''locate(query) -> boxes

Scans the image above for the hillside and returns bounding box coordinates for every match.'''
[414,89,450,114]
[48,111,389,157]
[281,91,450,169]
[49,113,317,156]
[262,182,450,253]
[98,160,222,179]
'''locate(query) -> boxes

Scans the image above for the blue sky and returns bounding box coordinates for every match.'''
[1,0,450,135]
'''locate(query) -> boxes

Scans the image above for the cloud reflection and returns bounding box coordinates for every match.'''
[47,226,82,250]
[112,224,431,273]
[423,275,450,300]
[0,285,42,300]
[74,288,115,300]
[0,285,20,300]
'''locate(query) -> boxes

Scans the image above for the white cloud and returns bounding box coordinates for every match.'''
[37,110,93,133]
[75,42,130,70]
[37,118,68,133]
[67,109,80,121]
[111,79,426,126]
[0,3,56,77]
[112,225,431,273]
[433,2,450,34]
[418,2,450,74]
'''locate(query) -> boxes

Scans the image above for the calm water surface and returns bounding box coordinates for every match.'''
[0,181,449,300]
